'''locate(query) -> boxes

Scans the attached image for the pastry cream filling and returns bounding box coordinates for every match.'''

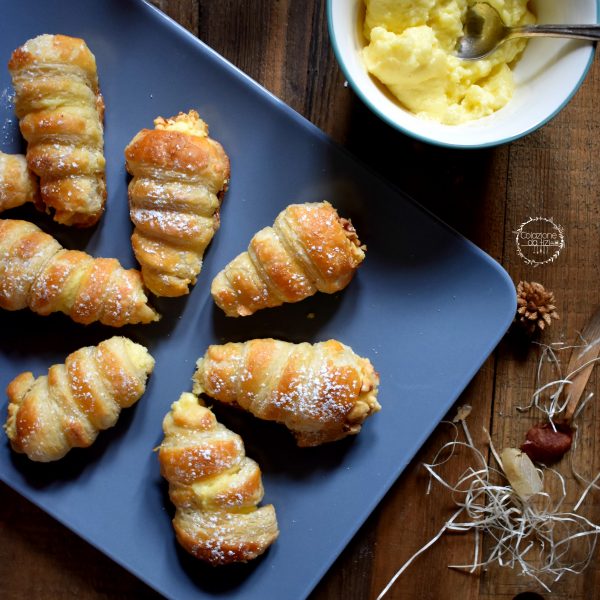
[362,0,535,124]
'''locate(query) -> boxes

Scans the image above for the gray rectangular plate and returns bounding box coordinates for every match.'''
[0,1,516,598]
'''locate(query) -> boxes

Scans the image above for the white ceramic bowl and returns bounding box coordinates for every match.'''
[328,0,598,148]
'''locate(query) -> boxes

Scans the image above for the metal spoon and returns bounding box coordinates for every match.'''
[456,2,600,60]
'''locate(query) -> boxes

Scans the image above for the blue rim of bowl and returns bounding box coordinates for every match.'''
[327,0,599,149]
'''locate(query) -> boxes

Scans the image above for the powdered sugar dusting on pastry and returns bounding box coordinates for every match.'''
[9,34,106,226]
[193,339,380,447]
[212,201,366,317]
[3,337,154,462]
[159,393,279,565]
[0,88,17,145]
[0,219,159,325]
[125,110,229,297]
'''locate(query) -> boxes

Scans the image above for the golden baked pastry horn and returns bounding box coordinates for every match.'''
[0,219,159,326]
[125,110,230,297]
[4,336,155,462]
[211,201,365,317]
[193,338,380,447]
[159,392,279,565]
[9,34,106,227]
[0,152,39,213]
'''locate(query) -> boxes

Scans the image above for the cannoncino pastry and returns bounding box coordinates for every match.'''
[9,34,106,226]
[125,110,230,297]
[0,152,39,213]
[211,201,365,317]
[4,336,155,462]
[159,392,279,565]
[0,219,159,326]
[193,339,380,447]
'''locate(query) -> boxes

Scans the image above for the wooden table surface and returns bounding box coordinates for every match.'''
[1,2,599,599]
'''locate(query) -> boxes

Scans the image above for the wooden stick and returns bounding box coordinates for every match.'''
[563,305,600,423]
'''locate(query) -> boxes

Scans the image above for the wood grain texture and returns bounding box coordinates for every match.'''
[1,1,599,599]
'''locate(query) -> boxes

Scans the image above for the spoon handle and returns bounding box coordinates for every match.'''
[510,24,600,41]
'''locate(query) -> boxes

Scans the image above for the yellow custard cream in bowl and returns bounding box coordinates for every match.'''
[362,0,535,124]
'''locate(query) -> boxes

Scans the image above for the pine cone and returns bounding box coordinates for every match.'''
[516,281,560,334]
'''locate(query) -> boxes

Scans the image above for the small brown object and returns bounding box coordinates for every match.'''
[521,420,573,464]
[521,305,600,465]
[516,281,559,334]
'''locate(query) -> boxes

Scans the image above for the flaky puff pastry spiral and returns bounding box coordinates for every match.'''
[0,152,39,213]
[193,339,380,447]
[4,336,155,462]
[159,392,279,565]
[0,219,159,326]
[9,34,106,227]
[211,201,365,317]
[125,111,230,297]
